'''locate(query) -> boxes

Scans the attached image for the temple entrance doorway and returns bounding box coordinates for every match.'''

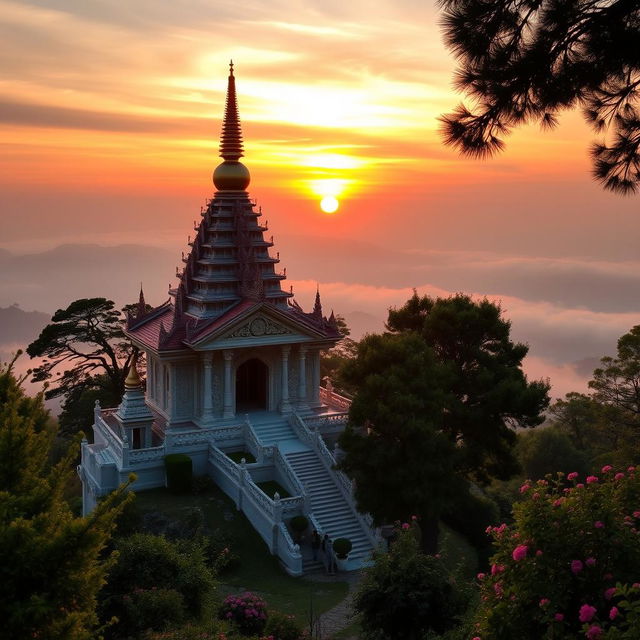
[236,358,268,412]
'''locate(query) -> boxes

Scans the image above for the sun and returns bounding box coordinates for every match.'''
[320,195,339,214]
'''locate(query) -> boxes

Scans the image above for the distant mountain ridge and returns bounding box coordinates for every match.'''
[0,305,49,346]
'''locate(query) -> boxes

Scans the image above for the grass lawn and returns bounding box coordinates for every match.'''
[134,487,348,622]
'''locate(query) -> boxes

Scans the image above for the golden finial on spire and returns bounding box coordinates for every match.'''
[213,62,251,191]
[124,351,142,389]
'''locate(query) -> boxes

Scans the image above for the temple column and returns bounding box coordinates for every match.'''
[202,352,214,420]
[310,350,321,407]
[297,346,308,410]
[280,345,292,413]
[223,350,235,419]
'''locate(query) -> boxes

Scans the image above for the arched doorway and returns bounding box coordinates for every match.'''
[236,358,268,412]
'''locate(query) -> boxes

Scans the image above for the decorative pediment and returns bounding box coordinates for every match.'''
[223,315,293,340]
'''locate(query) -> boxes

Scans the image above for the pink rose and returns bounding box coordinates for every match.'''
[579,604,597,623]
[601,465,613,473]
[477,572,486,580]
[519,483,530,493]
[568,472,579,480]
[539,598,550,607]
[536,549,543,557]
[594,521,605,529]
[634,511,640,518]
[615,472,624,480]
[577,483,585,488]
[587,475,598,484]
[491,564,505,575]
[554,612,564,621]
[571,559,583,574]
[585,557,596,567]
[401,522,410,530]
[512,545,528,562]
[609,606,619,620]
[604,587,617,600]
[586,625,603,640]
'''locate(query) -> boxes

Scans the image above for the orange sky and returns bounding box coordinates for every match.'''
[2,0,640,400]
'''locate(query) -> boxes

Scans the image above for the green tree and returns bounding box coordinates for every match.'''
[0,355,131,640]
[387,293,550,483]
[27,298,140,436]
[339,293,549,552]
[440,0,640,193]
[353,522,467,640]
[320,314,358,396]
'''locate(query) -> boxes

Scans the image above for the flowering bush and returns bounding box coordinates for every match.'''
[472,466,640,639]
[218,592,268,636]
[264,610,306,640]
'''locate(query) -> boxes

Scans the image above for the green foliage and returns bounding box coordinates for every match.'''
[165,453,193,493]
[0,357,131,640]
[439,0,640,194]
[264,610,305,640]
[319,314,358,396]
[100,532,216,637]
[338,293,548,552]
[289,515,308,533]
[473,467,640,639]
[354,524,468,640]
[332,537,352,559]
[121,587,186,635]
[516,426,589,480]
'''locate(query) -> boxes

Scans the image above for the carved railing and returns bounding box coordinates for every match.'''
[94,409,123,463]
[288,413,314,448]
[209,424,244,445]
[304,412,349,432]
[273,446,305,496]
[319,386,352,411]
[280,495,305,517]
[275,522,302,575]
[209,445,242,482]
[128,445,165,465]
[242,417,263,461]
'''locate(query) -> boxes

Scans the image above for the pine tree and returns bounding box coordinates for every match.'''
[0,354,132,640]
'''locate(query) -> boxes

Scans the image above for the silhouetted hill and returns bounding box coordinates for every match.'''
[0,305,50,346]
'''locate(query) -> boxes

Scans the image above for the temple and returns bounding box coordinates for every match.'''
[79,64,378,575]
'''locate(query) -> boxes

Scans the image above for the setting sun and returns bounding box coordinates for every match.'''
[320,195,339,213]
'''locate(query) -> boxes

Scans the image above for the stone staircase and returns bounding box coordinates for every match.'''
[285,449,375,566]
[251,416,297,444]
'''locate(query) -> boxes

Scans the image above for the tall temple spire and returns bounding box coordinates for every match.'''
[213,61,251,191]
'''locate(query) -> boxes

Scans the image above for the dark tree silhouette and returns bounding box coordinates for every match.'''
[439,0,640,194]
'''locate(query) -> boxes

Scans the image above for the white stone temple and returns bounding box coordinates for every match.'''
[79,63,378,574]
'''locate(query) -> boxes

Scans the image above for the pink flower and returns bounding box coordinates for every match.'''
[594,521,605,529]
[512,545,528,562]
[401,522,410,530]
[609,606,619,620]
[477,572,486,580]
[577,483,585,488]
[554,613,564,622]
[494,582,503,597]
[411,514,418,521]
[604,587,617,600]
[587,475,598,484]
[571,559,584,574]
[601,465,613,473]
[472,637,481,640]
[633,583,640,589]
[539,598,550,607]
[519,483,531,493]
[553,499,563,507]
[634,511,640,518]
[586,625,603,640]
[491,564,505,575]
[568,472,579,480]
[579,604,597,623]
[628,466,636,472]
[585,557,596,567]
[536,549,543,557]
[615,472,625,480]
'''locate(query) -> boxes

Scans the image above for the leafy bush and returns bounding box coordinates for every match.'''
[473,466,640,639]
[289,515,308,534]
[218,592,268,636]
[165,453,193,493]
[264,610,305,640]
[100,533,216,637]
[354,523,467,640]
[203,529,241,574]
[120,587,185,634]
[332,537,352,559]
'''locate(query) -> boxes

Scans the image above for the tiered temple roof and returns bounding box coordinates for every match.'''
[126,63,340,352]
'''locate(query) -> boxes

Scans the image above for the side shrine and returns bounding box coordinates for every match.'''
[78,64,378,575]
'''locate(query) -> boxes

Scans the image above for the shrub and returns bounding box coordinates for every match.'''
[100,533,216,637]
[218,591,268,636]
[165,453,193,493]
[120,587,185,634]
[332,537,352,559]
[473,466,640,639]
[289,515,308,534]
[264,610,305,640]
[354,523,467,639]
